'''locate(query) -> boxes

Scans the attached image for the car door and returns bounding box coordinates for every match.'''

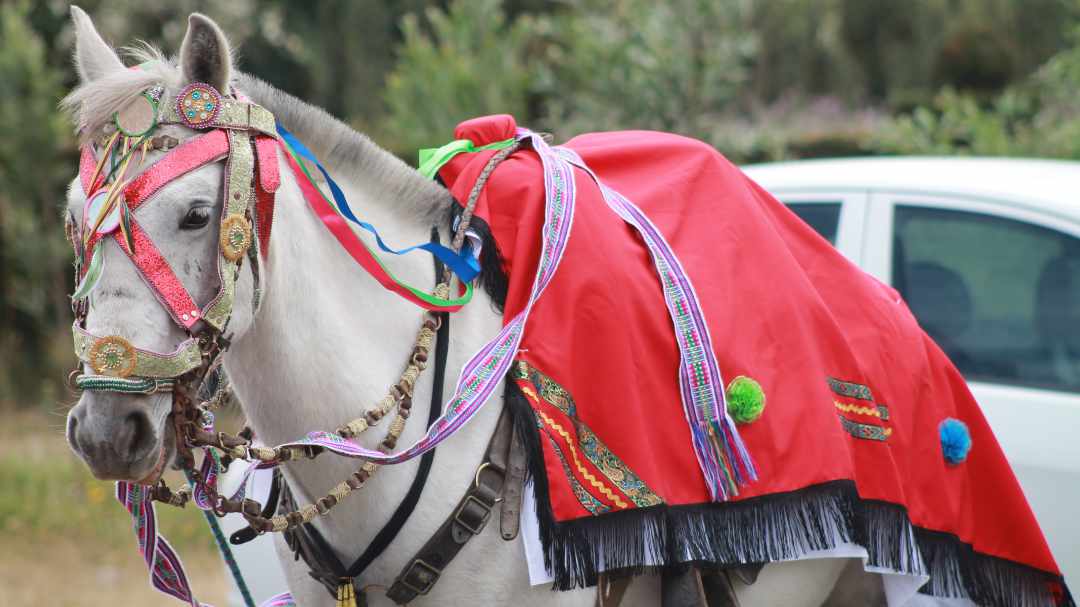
[865,191,1080,587]
[771,191,869,264]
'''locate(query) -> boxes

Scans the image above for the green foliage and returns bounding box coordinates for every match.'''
[0,412,211,551]
[871,21,1080,159]
[382,0,538,155]
[0,1,74,405]
[535,0,757,139]
[5,0,1080,406]
[872,89,1028,156]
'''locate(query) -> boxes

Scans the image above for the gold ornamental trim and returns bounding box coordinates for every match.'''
[220,214,253,262]
[88,335,137,378]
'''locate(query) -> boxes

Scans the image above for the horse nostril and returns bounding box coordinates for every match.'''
[122,411,155,461]
[67,414,82,453]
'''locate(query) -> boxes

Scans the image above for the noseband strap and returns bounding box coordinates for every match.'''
[72,323,203,378]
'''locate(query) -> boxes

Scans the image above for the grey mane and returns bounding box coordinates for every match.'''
[235,72,452,221]
[61,42,451,222]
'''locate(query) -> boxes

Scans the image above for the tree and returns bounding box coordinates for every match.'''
[382,0,538,156]
[0,1,73,405]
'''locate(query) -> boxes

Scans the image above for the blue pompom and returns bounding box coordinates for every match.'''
[939,418,972,465]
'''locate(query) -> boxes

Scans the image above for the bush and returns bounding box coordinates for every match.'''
[0,2,74,406]
[381,0,539,156]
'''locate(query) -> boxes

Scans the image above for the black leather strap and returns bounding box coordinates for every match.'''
[385,405,515,604]
[266,227,450,600]
[229,464,282,545]
[342,228,449,579]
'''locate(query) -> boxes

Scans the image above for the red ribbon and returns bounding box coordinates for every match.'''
[279,141,466,312]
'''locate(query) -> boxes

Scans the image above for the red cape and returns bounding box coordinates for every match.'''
[439,115,1069,604]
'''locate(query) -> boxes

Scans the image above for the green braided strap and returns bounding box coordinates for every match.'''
[75,374,176,394]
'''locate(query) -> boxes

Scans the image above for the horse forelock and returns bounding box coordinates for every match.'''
[61,44,183,144]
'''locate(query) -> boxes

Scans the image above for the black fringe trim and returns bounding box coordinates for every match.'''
[504,382,1074,606]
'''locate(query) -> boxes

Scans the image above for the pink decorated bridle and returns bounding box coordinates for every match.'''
[71,82,279,397]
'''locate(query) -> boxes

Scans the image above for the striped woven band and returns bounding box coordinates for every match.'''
[75,375,176,394]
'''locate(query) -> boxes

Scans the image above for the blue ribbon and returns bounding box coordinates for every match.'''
[276,124,480,282]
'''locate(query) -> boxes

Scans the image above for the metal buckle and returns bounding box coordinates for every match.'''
[473,461,506,488]
[399,559,441,596]
[454,495,492,536]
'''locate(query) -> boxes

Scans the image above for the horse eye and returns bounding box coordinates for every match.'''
[180,206,212,230]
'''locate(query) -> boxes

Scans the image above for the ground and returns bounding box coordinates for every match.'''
[0,408,230,606]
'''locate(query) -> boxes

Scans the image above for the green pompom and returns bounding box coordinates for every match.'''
[725,376,765,424]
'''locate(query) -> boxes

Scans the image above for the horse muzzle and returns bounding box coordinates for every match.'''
[67,391,174,483]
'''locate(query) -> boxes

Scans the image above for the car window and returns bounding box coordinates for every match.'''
[787,203,841,244]
[893,205,1080,392]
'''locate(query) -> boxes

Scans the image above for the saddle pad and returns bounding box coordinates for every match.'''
[438,114,1071,606]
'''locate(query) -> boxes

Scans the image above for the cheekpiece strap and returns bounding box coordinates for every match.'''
[254,136,280,259]
[200,129,255,330]
[73,323,202,379]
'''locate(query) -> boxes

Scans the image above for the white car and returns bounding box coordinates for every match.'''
[744,156,1080,589]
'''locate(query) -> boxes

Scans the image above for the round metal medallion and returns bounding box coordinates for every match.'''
[88,335,137,378]
[84,190,121,235]
[114,93,159,137]
[175,82,222,129]
[220,214,253,262]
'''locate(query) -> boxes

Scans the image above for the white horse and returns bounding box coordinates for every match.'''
[63,8,882,606]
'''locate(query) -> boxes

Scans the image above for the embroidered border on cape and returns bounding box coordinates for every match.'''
[828,377,893,443]
[837,414,893,442]
[513,360,663,511]
[827,376,874,401]
[539,424,612,516]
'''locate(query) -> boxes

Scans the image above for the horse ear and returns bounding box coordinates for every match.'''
[70,5,125,83]
[179,14,233,94]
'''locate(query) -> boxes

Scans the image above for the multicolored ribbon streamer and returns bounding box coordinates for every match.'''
[118,474,295,607]
[277,124,480,283]
[117,482,207,606]
[266,129,575,464]
[117,407,295,607]
[555,146,756,500]
[278,134,475,312]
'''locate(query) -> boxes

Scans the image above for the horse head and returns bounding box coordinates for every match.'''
[63,7,261,483]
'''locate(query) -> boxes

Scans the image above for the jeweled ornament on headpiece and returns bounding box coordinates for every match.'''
[114,86,162,137]
[220,215,253,262]
[88,335,137,378]
[175,82,221,129]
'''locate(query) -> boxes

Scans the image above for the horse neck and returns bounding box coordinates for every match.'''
[223,158,508,576]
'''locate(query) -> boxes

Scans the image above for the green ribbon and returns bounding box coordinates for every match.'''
[279,137,475,309]
[72,245,104,301]
[417,137,517,180]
